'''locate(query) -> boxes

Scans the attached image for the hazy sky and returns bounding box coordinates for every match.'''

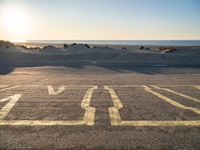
[0,0,200,41]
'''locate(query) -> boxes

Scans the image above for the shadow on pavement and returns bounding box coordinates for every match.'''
[0,65,15,75]
[1,62,200,75]
[1,50,200,75]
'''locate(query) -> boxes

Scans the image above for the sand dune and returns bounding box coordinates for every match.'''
[0,41,200,67]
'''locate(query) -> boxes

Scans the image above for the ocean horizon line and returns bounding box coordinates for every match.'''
[12,40,200,46]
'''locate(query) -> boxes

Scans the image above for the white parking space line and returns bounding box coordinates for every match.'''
[0,94,22,120]
[104,86,123,125]
[105,85,200,126]
[48,85,66,95]
[0,120,85,126]
[193,86,200,90]
[151,85,200,103]
[119,120,200,126]
[0,85,22,92]
[107,85,198,87]
[25,85,94,88]
[81,86,97,125]
[143,86,200,115]
[106,85,144,88]
[0,86,97,126]
[0,85,9,88]
[152,85,198,87]
[0,84,199,126]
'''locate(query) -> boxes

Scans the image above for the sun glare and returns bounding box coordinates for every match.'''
[1,8,32,36]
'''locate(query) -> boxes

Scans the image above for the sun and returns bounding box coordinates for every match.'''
[1,8,32,36]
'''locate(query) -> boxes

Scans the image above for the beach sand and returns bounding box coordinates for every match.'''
[0,41,200,67]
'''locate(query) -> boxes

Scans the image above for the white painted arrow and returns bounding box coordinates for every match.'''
[48,85,66,95]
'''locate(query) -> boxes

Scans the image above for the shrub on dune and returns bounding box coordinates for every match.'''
[146,47,150,50]
[41,45,60,53]
[43,45,56,50]
[139,46,151,51]
[70,43,78,47]
[63,44,68,49]
[159,47,176,53]
[121,47,127,50]
[0,40,16,48]
[69,43,90,49]
[19,45,29,49]
[139,46,144,50]
[84,44,90,48]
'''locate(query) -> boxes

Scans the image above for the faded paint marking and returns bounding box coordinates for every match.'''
[144,86,200,115]
[151,85,200,103]
[48,85,66,95]
[0,86,97,126]
[0,120,85,126]
[0,94,22,120]
[0,85,21,92]
[104,86,123,125]
[106,85,200,126]
[81,86,98,125]
[0,85,9,88]
[119,120,200,126]
[193,86,200,90]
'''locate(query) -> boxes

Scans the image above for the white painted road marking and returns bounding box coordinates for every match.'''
[106,85,200,126]
[81,86,97,125]
[47,85,96,95]
[151,85,200,103]
[104,86,123,125]
[0,120,86,126]
[115,120,200,126]
[0,85,22,92]
[48,85,66,95]
[193,85,200,90]
[0,94,22,120]
[106,85,144,88]
[150,85,199,87]
[0,84,200,126]
[0,86,97,126]
[144,86,200,115]
[0,85,9,88]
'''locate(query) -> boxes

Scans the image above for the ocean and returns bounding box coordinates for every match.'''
[16,40,200,47]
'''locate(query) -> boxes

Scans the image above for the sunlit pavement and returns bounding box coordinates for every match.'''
[0,66,200,149]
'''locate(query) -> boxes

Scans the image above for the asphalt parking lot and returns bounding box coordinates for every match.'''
[0,66,200,149]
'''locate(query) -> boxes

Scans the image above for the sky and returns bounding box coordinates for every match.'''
[0,0,200,41]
